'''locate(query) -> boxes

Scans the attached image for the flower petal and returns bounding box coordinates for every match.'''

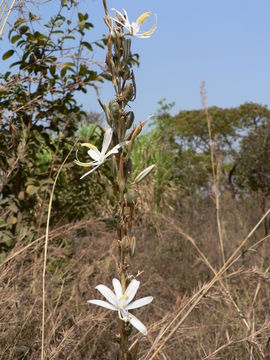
[112,278,123,299]
[136,11,151,25]
[104,146,120,158]
[80,164,101,179]
[81,143,99,151]
[88,149,101,162]
[101,128,113,155]
[124,279,140,305]
[139,23,157,38]
[125,296,153,310]
[105,141,129,158]
[123,8,131,28]
[111,8,126,23]
[128,312,148,335]
[74,159,93,168]
[131,22,140,35]
[88,299,117,311]
[96,284,118,307]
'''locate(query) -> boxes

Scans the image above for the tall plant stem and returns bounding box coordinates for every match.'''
[201,82,226,268]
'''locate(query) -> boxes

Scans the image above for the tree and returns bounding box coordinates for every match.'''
[0,1,107,251]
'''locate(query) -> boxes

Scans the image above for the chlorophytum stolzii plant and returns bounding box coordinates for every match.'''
[75,1,157,358]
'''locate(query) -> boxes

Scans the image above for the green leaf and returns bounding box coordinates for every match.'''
[61,67,67,77]
[78,12,84,21]
[82,41,93,52]
[49,65,56,76]
[11,35,21,44]
[94,41,104,49]
[19,25,29,34]
[2,49,15,60]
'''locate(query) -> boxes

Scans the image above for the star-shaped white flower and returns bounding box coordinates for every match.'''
[88,278,153,335]
[111,8,157,39]
[75,128,127,179]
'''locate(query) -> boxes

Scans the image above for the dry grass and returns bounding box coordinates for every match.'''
[1,188,270,359]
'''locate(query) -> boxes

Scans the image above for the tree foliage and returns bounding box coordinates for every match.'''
[0,2,109,253]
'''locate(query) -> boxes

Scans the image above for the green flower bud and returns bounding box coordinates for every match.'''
[109,100,120,121]
[126,189,136,206]
[123,83,134,103]
[126,111,134,129]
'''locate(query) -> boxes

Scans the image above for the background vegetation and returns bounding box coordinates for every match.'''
[1,2,270,359]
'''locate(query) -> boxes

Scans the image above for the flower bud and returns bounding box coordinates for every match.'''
[125,111,134,129]
[123,83,134,103]
[109,100,120,121]
[104,103,113,126]
[129,237,136,257]
[126,189,136,206]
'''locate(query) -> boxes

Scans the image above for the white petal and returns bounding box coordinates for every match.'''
[123,8,131,28]
[105,141,129,158]
[74,159,93,168]
[124,279,140,305]
[80,165,101,179]
[125,296,153,310]
[131,22,140,35]
[112,278,123,299]
[119,309,129,321]
[128,312,148,335]
[96,284,118,308]
[111,16,130,32]
[105,145,120,158]
[101,128,113,155]
[88,149,101,162]
[111,8,126,23]
[88,299,117,311]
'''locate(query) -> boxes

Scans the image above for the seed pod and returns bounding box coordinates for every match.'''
[122,236,129,251]
[118,178,126,193]
[109,100,120,121]
[129,237,136,257]
[126,189,136,206]
[126,111,134,129]
[122,64,130,81]
[123,83,134,103]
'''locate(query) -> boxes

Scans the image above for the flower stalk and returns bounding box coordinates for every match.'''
[76,2,156,358]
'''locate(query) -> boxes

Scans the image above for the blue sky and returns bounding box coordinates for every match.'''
[1,0,270,122]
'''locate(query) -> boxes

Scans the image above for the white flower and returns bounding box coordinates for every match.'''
[88,278,153,335]
[75,128,127,179]
[111,8,157,39]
